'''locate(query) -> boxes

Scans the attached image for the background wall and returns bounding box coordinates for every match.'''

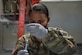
[42,1,82,43]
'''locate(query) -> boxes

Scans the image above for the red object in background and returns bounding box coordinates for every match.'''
[18,0,40,38]
[18,0,26,38]
[32,0,40,5]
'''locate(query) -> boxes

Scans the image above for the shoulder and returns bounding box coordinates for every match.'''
[48,27,73,39]
[48,27,68,35]
[48,27,76,45]
[47,27,77,55]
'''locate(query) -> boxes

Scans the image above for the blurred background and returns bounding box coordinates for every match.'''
[0,0,82,55]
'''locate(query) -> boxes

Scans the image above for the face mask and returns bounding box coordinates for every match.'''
[25,23,48,39]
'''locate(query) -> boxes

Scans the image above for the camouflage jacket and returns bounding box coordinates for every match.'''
[12,27,77,55]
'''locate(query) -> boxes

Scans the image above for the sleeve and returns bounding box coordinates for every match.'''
[12,36,25,55]
[48,27,77,55]
[57,28,77,55]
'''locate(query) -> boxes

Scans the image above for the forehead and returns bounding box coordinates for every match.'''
[30,11,47,20]
[30,11,44,16]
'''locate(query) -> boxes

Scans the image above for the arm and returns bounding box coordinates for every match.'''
[47,27,77,55]
[12,36,25,55]
[56,28,77,55]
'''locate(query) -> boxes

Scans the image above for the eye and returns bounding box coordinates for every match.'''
[31,21,36,23]
[38,19,44,24]
[30,19,36,23]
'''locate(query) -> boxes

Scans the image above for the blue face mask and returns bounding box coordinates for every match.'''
[25,23,48,39]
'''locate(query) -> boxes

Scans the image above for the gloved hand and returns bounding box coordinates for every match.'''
[17,39,29,55]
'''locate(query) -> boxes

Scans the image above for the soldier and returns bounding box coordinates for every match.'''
[12,3,77,55]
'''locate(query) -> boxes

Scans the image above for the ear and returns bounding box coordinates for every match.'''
[47,21,49,25]
[47,20,50,27]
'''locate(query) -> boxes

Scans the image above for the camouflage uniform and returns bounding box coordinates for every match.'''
[12,27,77,55]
